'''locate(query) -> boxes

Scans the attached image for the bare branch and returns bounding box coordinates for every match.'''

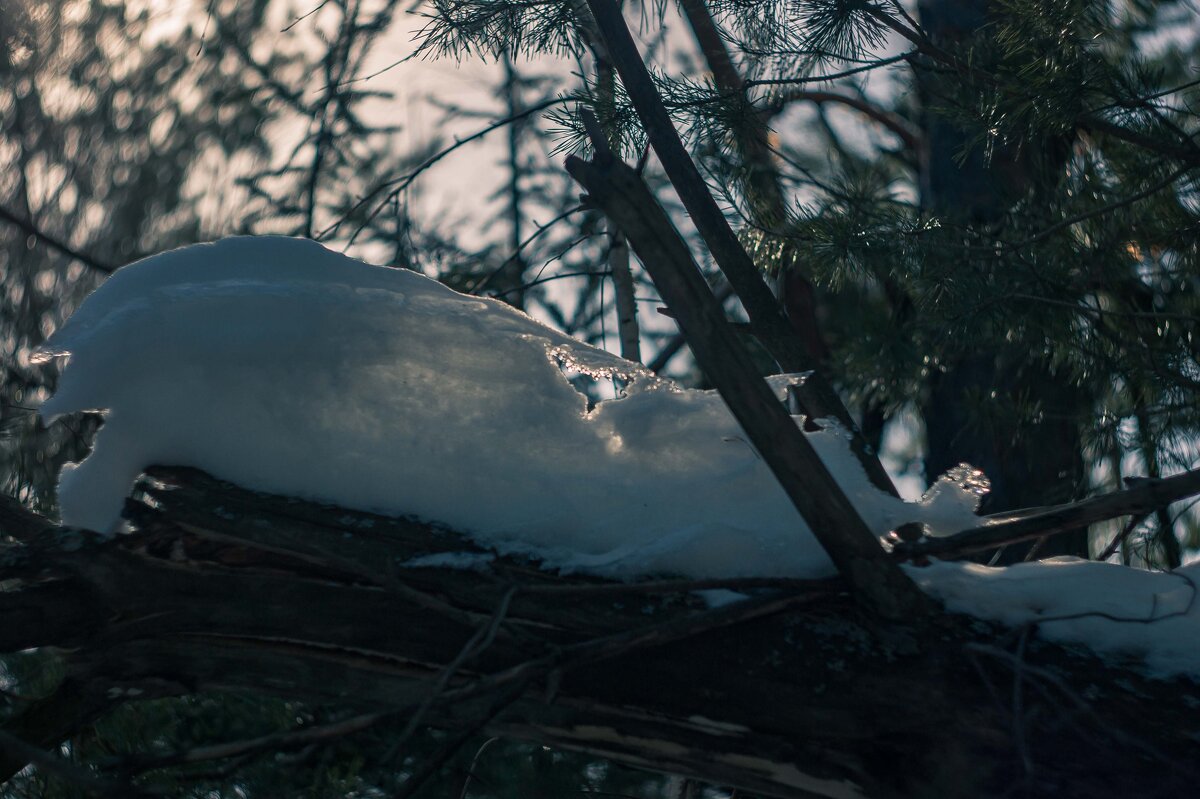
[318,97,570,243]
[744,53,911,89]
[0,205,114,274]
[767,90,921,152]
[893,469,1200,561]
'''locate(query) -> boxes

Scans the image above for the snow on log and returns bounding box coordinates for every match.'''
[34,236,981,578]
[6,236,1200,796]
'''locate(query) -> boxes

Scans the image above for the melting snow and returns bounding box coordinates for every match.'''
[36,236,1200,679]
[36,236,978,578]
[914,558,1200,678]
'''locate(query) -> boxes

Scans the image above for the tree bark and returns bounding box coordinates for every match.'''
[1,466,1197,798]
[581,0,819,377]
[565,137,930,620]
[581,0,898,497]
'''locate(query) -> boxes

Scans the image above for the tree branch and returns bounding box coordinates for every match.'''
[863,6,1200,167]
[768,90,921,153]
[676,0,836,375]
[317,97,569,242]
[565,122,932,621]
[0,205,114,274]
[2,467,1199,798]
[893,469,1200,561]
[584,0,899,498]
[582,0,811,370]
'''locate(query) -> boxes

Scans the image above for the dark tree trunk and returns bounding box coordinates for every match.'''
[916,0,1087,560]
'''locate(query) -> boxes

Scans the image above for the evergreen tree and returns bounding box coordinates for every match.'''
[417,0,1200,564]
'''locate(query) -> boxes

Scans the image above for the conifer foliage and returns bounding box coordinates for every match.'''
[422,0,1200,565]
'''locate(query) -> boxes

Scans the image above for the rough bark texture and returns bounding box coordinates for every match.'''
[582,0,822,378]
[677,0,831,368]
[1,466,1197,799]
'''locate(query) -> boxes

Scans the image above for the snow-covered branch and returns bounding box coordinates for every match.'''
[893,469,1200,561]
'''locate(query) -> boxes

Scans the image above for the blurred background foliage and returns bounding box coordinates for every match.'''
[2,0,1200,795]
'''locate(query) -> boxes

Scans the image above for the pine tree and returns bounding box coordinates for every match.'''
[415,0,1200,567]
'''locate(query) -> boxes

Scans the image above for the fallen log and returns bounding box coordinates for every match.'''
[1,466,1197,798]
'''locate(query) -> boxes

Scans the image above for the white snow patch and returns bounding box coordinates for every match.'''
[694,589,751,608]
[684,715,751,735]
[36,236,1200,680]
[401,551,496,571]
[912,558,1200,678]
[37,236,978,580]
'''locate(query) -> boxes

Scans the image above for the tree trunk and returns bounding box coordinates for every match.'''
[916,0,1088,559]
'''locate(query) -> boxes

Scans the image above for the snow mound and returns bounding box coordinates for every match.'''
[34,236,1200,680]
[38,236,979,579]
[913,558,1200,679]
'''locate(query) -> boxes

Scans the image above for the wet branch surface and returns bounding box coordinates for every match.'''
[565,128,930,622]
[1,466,1198,798]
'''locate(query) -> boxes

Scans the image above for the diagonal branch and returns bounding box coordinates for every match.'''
[317,97,569,242]
[584,0,899,498]
[582,0,816,371]
[892,469,1200,561]
[565,122,933,621]
[0,205,114,274]
[676,0,835,377]
[768,90,921,153]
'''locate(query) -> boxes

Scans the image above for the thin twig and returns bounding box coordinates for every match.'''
[383,587,518,763]
[109,711,388,775]
[0,205,114,274]
[965,642,1200,779]
[456,736,499,799]
[1003,166,1194,250]
[392,685,524,799]
[744,53,910,88]
[282,0,329,32]
[462,582,834,701]
[766,90,920,152]
[470,205,585,295]
[492,268,610,299]
[317,97,569,242]
[1097,512,1151,562]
